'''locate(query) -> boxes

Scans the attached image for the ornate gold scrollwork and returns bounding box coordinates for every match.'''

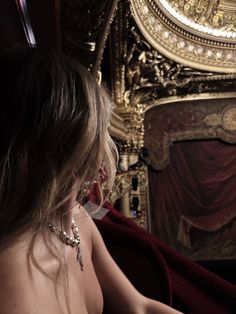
[168,0,236,33]
[130,0,236,72]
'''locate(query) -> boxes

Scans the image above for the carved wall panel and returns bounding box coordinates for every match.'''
[144,94,236,170]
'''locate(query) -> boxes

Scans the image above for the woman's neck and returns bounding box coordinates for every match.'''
[60,194,78,234]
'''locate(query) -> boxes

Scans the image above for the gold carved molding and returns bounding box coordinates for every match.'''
[144,94,236,170]
[107,172,131,204]
[130,0,236,72]
[159,0,236,39]
[109,112,128,141]
[146,91,236,110]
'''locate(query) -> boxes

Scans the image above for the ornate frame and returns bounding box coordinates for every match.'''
[131,0,236,72]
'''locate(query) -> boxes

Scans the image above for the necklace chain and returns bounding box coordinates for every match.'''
[48,219,84,271]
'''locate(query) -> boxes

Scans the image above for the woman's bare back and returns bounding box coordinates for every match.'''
[0,209,103,314]
[0,205,183,314]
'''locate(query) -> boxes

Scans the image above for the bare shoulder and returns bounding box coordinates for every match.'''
[72,204,104,253]
[71,204,97,255]
[72,204,96,234]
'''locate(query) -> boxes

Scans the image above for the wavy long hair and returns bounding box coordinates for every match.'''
[0,46,116,247]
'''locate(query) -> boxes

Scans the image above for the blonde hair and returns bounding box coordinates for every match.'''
[0,48,117,311]
[0,46,116,245]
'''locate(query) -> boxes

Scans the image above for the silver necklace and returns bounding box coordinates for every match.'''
[48,219,84,271]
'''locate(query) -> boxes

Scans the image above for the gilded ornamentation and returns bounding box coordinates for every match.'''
[167,0,236,33]
[203,113,222,127]
[110,1,146,152]
[123,25,236,102]
[110,0,236,153]
[108,172,131,204]
[130,0,236,72]
[221,106,236,131]
[61,0,118,73]
[144,94,236,170]
[109,112,128,141]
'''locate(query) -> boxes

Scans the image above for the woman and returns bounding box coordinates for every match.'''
[0,47,182,314]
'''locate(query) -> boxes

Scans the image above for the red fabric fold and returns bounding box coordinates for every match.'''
[94,203,236,314]
[149,140,236,258]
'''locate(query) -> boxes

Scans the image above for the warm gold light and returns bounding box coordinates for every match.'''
[158,0,236,39]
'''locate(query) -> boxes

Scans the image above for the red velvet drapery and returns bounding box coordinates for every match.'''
[149,139,236,259]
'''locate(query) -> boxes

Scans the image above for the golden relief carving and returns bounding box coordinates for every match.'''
[107,172,132,204]
[110,0,236,156]
[203,107,236,132]
[130,0,236,73]
[144,95,236,170]
[203,113,222,127]
[167,0,236,33]
[221,106,236,131]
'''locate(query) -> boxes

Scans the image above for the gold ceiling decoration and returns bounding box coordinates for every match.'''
[130,0,236,72]
[160,0,236,39]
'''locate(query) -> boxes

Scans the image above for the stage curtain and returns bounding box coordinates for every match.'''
[148,139,236,259]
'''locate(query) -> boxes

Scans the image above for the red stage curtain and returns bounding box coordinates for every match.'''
[149,140,236,259]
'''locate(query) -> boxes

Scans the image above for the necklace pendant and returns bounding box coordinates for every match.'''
[49,219,84,271]
[77,247,84,271]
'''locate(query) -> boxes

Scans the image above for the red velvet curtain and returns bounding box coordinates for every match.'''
[149,140,236,259]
